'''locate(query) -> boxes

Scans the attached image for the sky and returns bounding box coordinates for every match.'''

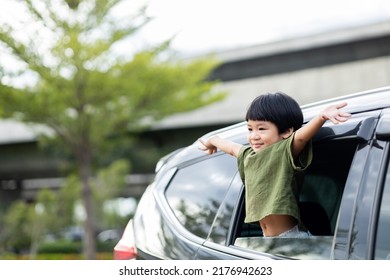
[1,0,390,57]
[125,0,390,56]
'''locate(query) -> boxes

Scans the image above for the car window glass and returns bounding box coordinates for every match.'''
[233,138,357,259]
[234,236,333,259]
[374,148,390,260]
[207,173,242,245]
[165,154,237,239]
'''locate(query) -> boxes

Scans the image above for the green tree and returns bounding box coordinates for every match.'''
[0,201,31,254]
[0,0,224,259]
[29,189,58,259]
[91,159,130,230]
[0,184,79,259]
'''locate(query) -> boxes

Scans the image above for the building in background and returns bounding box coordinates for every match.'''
[1,21,390,203]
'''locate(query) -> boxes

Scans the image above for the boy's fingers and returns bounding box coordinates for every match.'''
[340,112,352,117]
[330,118,339,124]
[198,138,212,152]
[338,116,350,122]
[336,102,348,109]
[198,138,206,146]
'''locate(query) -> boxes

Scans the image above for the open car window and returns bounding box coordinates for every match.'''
[232,137,359,259]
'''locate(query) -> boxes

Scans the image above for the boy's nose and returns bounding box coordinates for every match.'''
[250,131,261,139]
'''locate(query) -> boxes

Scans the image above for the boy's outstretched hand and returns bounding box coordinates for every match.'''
[198,135,242,157]
[198,138,218,155]
[320,102,351,124]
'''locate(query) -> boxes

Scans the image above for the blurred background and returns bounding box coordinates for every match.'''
[0,0,389,259]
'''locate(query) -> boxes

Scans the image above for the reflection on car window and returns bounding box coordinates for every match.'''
[165,154,237,239]
[375,152,390,260]
[208,173,242,245]
[235,236,333,259]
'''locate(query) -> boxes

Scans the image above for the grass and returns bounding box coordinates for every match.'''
[0,240,116,260]
[1,252,113,260]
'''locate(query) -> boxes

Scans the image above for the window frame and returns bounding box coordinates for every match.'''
[228,124,367,259]
[371,140,390,259]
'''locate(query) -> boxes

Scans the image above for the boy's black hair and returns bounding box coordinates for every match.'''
[245,92,303,133]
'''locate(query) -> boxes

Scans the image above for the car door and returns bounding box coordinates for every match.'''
[373,140,390,259]
[335,109,390,259]
[149,152,239,259]
[198,110,382,260]
[195,173,279,259]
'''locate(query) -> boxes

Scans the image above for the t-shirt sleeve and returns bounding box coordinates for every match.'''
[237,145,252,184]
[288,132,313,171]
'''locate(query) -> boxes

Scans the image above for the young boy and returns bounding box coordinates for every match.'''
[199,92,351,238]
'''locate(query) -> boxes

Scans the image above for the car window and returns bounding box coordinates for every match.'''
[233,137,358,259]
[207,173,242,245]
[165,153,238,239]
[374,145,390,260]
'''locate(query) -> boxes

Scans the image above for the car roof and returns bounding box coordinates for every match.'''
[205,86,390,138]
[301,86,390,121]
[160,86,390,172]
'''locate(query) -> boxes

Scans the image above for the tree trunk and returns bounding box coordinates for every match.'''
[78,149,97,260]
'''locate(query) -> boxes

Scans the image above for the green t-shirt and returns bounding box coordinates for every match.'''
[238,133,312,223]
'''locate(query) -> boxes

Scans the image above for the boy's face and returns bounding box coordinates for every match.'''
[247,120,285,153]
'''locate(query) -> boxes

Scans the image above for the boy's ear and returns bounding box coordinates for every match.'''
[282,127,294,139]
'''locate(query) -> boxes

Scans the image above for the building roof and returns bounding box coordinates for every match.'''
[0,119,37,144]
[0,119,54,144]
[212,21,390,63]
[154,20,390,130]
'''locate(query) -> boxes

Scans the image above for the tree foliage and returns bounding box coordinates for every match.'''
[0,161,129,258]
[0,0,224,259]
[0,186,76,258]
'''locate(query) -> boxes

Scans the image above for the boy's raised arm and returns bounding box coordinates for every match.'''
[292,102,351,159]
[199,135,242,158]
